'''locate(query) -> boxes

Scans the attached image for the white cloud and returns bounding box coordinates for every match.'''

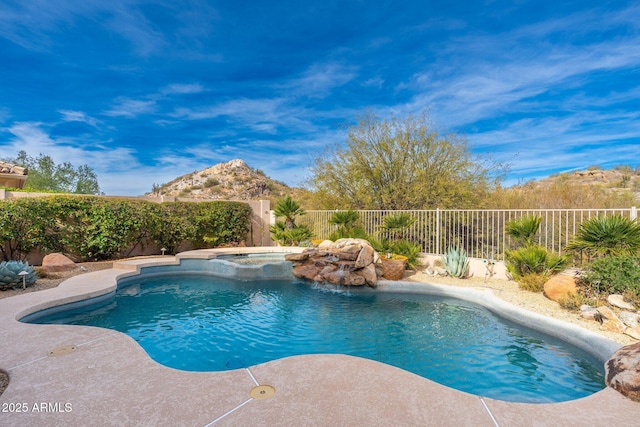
[104,98,156,118]
[280,62,358,98]
[58,110,100,127]
[161,83,205,95]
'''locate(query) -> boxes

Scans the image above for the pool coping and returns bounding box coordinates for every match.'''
[1,248,639,426]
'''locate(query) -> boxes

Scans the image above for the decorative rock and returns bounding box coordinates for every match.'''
[597,306,627,333]
[608,294,636,311]
[284,253,309,262]
[543,275,577,302]
[355,244,374,269]
[342,244,362,254]
[619,311,640,329]
[605,342,640,402]
[356,263,377,287]
[41,253,76,273]
[318,240,334,249]
[288,239,381,287]
[624,327,640,340]
[292,264,321,281]
[580,305,600,321]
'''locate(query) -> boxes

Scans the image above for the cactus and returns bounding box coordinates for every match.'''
[443,246,471,278]
[0,261,38,290]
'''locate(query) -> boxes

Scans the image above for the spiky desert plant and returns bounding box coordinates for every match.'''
[566,215,640,258]
[443,246,471,278]
[506,215,542,247]
[273,195,305,229]
[505,245,570,279]
[378,212,416,241]
[0,260,38,290]
[391,240,423,270]
[328,210,367,240]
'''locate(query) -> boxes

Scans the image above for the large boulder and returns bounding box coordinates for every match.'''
[543,275,577,302]
[292,264,321,281]
[605,342,640,402]
[355,244,374,269]
[41,253,76,273]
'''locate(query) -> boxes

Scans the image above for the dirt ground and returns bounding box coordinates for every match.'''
[1,259,637,348]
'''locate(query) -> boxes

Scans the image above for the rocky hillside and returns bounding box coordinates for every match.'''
[148,159,301,201]
[531,166,640,198]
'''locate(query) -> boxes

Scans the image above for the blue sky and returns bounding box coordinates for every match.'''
[1,0,639,196]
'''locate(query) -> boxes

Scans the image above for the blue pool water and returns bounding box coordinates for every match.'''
[30,275,605,403]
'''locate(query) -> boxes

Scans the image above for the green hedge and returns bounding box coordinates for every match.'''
[0,196,252,261]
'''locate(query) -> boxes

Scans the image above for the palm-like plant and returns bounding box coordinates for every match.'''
[378,212,416,241]
[273,195,305,229]
[505,245,570,278]
[506,215,541,247]
[329,210,360,233]
[566,215,640,257]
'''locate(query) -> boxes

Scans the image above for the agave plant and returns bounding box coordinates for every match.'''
[0,260,38,290]
[443,246,470,278]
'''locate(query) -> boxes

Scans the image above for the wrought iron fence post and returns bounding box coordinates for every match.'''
[436,208,441,256]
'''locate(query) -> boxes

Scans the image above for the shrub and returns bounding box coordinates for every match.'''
[190,201,252,248]
[516,272,549,293]
[505,245,570,278]
[506,215,541,247]
[269,221,313,246]
[328,210,362,239]
[0,198,57,261]
[203,178,219,188]
[557,293,586,311]
[0,197,252,261]
[566,215,640,258]
[390,240,422,270]
[378,213,416,241]
[578,255,640,304]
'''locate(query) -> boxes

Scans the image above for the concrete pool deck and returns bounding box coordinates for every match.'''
[1,249,639,426]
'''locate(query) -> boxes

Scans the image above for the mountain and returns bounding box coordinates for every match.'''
[528,166,640,196]
[147,159,304,202]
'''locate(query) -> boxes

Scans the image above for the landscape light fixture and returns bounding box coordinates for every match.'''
[18,270,28,290]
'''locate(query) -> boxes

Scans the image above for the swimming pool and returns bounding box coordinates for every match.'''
[27,273,605,404]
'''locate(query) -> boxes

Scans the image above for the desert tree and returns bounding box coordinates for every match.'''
[309,110,502,210]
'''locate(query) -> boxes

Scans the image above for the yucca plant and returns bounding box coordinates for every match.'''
[390,240,423,270]
[566,215,640,258]
[328,210,367,240]
[443,246,471,278]
[273,195,305,229]
[506,215,542,247]
[505,245,570,279]
[269,221,313,246]
[378,212,416,241]
[0,260,38,290]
